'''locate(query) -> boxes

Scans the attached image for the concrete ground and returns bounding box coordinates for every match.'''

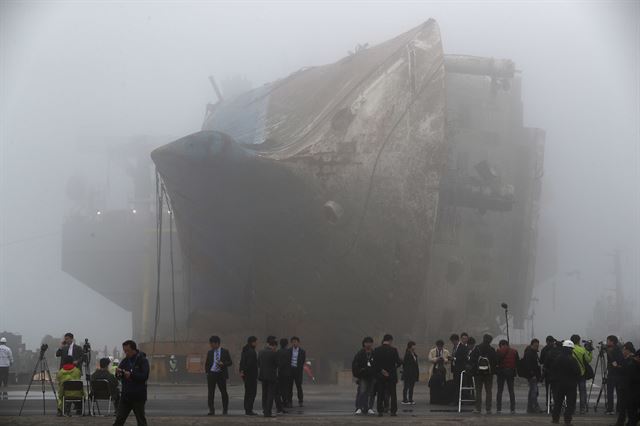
[0,382,619,425]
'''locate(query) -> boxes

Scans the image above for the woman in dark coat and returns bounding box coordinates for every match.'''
[402,341,419,404]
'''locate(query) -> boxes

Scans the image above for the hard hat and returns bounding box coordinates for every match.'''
[562,340,575,349]
[170,354,176,359]
[113,359,120,364]
[0,337,6,343]
[108,356,114,361]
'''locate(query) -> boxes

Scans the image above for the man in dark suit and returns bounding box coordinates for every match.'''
[204,335,232,416]
[372,334,402,417]
[288,336,306,407]
[258,336,279,417]
[276,338,291,411]
[55,332,84,369]
[239,336,259,416]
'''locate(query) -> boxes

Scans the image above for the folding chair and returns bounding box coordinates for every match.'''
[61,380,85,416]
[90,379,115,416]
[458,370,476,413]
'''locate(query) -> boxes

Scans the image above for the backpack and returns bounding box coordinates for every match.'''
[516,354,529,378]
[477,355,491,375]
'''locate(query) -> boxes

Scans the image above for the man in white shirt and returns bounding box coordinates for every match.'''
[0,337,13,399]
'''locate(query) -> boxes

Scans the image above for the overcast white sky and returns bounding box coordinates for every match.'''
[1,1,638,349]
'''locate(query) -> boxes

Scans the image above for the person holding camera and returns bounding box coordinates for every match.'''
[570,334,593,414]
[113,340,149,426]
[55,332,83,369]
[606,335,625,415]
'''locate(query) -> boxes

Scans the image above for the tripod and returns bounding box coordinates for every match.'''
[587,345,608,413]
[82,339,92,416]
[18,345,58,416]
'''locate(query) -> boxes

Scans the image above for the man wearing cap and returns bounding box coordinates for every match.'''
[0,337,13,399]
[549,340,581,425]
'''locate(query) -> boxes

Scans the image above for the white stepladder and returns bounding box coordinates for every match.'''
[458,370,476,413]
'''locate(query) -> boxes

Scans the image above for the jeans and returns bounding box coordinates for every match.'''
[552,383,576,424]
[356,377,375,411]
[496,368,516,412]
[527,377,540,412]
[474,374,493,412]
[113,399,147,426]
[577,378,587,412]
[290,371,304,404]
[402,379,416,402]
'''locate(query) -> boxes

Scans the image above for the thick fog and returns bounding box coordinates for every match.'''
[1,1,638,350]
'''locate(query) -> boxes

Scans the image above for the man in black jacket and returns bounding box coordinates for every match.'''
[239,336,258,416]
[114,340,149,426]
[91,357,120,410]
[615,342,639,426]
[523,338,543,413]
[605,335,624,415]
[288,336,306,407]
[549,340,581,425]
[204,335,232,416]
[352,336,375,415]
[258,336,279,417]
[539,335,556,410]
[55,332,84,369]
[372,334,402,417]
[276,338,291,412]
[469,334,498,414]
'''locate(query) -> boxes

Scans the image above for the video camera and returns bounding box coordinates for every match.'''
[582,340,594,352]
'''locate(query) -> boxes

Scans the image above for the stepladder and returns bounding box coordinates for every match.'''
[458,370,476,413]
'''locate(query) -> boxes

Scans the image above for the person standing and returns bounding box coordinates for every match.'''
[540,335,557,411]
[0,337,13,400]
[495,339,518,414]
[523,338,543,413]
[605,335,624,415]
[289,336,306,407]
[276,338,291,411]
[372,334,402,417]
[549,340,581,425]
[569,334,593,414]
[352,336,376,415]
[615,342,639,426]
[168,355,178,384]
[469,334,497,414]
[239,336,259,416]
[114,340,149,426]
[55,333,84,370]
[258,336,279,417]
[428,340,450,405]
[401,341,419,405]
[451,333,469,403]
[204,335,232,416]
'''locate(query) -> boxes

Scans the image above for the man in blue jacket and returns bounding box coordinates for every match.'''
[113,340,149,426]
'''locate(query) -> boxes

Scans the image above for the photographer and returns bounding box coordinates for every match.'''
[55,332,83,369]
[114,340,149,426]
[570,335,593,414]
[606,335,625,415]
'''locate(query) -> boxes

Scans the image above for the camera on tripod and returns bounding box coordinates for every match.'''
[582,339,594,352]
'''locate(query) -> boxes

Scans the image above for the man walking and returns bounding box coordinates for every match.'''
[0,337,13,400]
[523,338,543,413]
[549,340,581,425]
[239,336,259,415]
[113,340,149,426]
[204,335,232,416]
[352,336,376,415]
[569,334,592,414]
[496,339,518,414]
[258,336,279,417]
[289,336,306,407]
[372,334,402,417]
[469,334,497,414]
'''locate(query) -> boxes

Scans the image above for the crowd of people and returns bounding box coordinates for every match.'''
[350,332,640,425]
[2,330,639,426]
